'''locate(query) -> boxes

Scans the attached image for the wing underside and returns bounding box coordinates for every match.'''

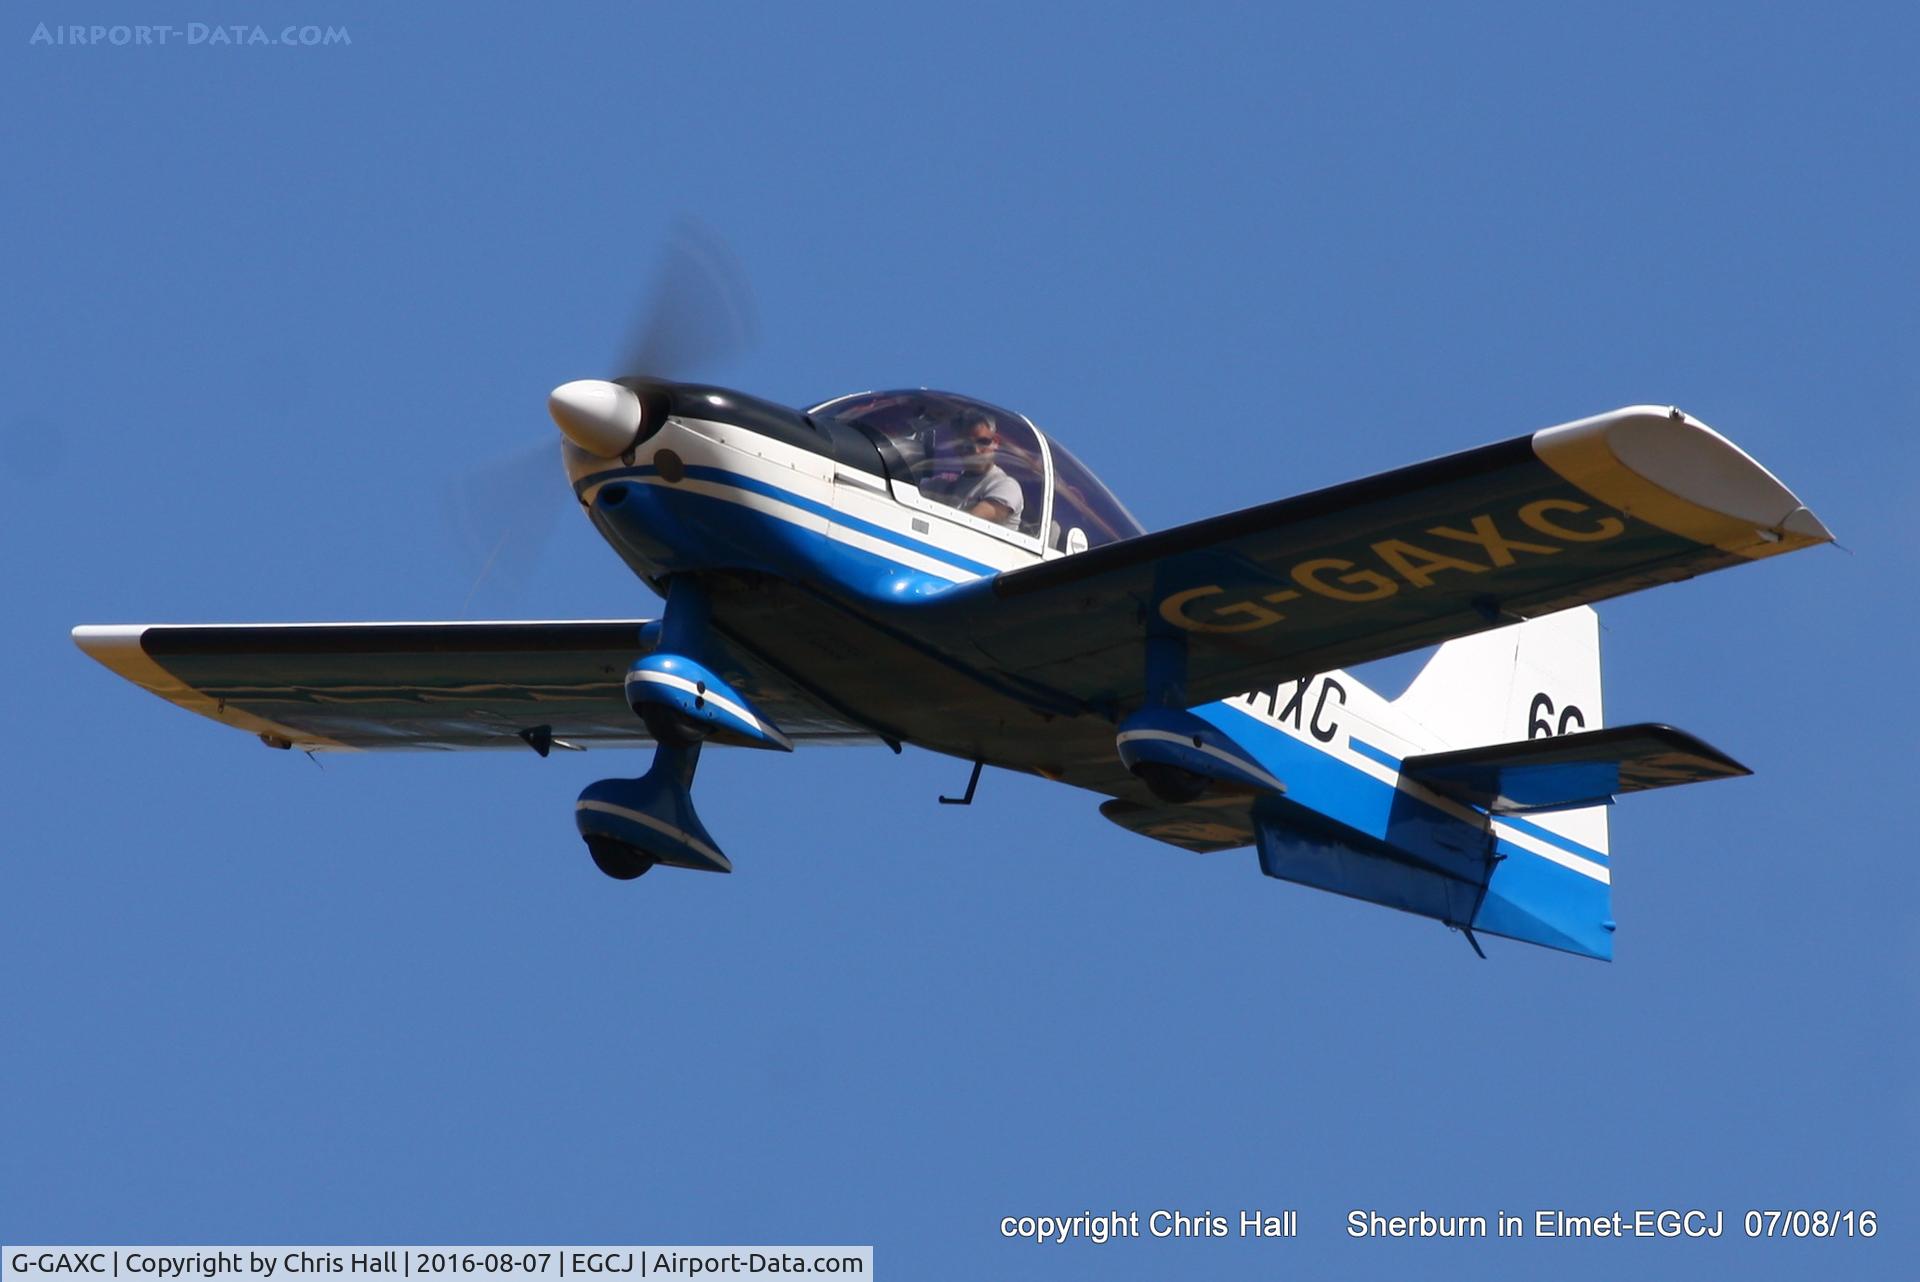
[73,620,876,751]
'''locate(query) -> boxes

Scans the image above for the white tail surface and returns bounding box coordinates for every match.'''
[1393,606,1609,855]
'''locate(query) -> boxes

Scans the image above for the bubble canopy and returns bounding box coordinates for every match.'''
[810,390,1144,553]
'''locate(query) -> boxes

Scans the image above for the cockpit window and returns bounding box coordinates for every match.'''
[812,391,1047,539]
[1046,435,1144,551]
[811,389,1144,554]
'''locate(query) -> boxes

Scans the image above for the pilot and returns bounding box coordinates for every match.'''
[918,412,1024,529]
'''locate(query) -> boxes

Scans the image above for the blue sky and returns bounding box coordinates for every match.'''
[3,3,1913,1278]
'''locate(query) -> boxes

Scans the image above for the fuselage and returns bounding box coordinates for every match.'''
[565,384,1087,591]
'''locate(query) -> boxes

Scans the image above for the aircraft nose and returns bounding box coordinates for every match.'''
[548,379,644,457]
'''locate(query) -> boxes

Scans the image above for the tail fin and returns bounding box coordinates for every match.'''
[1394,606,1605,752]
[1392,606,1607,854]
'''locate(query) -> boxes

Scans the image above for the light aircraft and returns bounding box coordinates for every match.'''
[73,261,1830,961]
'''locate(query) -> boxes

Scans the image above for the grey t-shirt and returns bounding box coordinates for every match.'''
[920,463,1024,527]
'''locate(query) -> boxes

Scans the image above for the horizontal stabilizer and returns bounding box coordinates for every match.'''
[1401,723,1749,814]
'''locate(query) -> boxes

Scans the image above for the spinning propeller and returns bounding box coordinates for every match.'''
[549,217,757,455]
[451,219,757,603]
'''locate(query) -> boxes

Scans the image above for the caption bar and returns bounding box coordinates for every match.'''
[4,1250,871,1280]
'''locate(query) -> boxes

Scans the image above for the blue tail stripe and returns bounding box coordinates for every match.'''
[1350,735,1607,865]
[1349,737,1401,770]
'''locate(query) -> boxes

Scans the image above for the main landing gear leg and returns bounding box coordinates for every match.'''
[578,737,724,877]
[575,576,790,880]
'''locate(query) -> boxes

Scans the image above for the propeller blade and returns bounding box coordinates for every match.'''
[446,440,567,611]
[448,218,757,609]
[614,216,758,380]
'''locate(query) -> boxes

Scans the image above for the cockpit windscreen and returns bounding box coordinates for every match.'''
[813,391,1045,538]
[812,390,1143,552]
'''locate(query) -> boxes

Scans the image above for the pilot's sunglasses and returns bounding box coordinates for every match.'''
[969,433,997,448]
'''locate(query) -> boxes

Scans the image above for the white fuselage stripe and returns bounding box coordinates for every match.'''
[576,800,724,864]
[1116,728,1287,794]
[616,471,981,583]
[627,670,761,731]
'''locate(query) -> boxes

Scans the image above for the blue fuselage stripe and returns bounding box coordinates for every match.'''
[1349,737,1400,770]
[580,463,1000,578]
[1268,728,1607,866]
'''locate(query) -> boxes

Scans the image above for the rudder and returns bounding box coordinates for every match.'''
[1395,607,1614,959]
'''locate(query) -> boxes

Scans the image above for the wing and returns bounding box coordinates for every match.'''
[73,620,877,751]
[919,407,1830,712]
